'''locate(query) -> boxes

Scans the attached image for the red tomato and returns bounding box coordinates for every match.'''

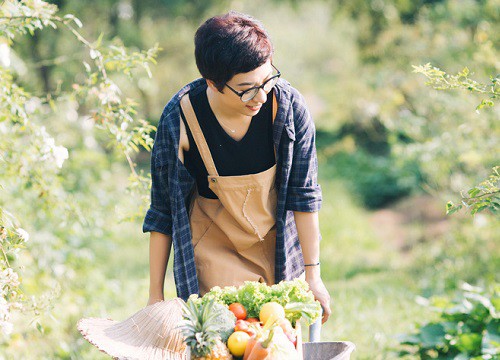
[246,317,260,323]
[228,303,247,320]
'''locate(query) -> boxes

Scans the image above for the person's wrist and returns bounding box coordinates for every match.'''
[305,264,321,280]
[149,287,164,298]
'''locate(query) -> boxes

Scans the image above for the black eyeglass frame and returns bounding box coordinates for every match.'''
[225,64,281,103]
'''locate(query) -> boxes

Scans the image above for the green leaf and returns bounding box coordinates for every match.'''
[456,333,482,353]
[420,323,446,348]
[397,333,421,345]
[446,201,462,215]
[467,188,481,197]
[453,354,470,360]
[445,299,474,317]
[36,322,44,334]
[476,98,494,110]
[482,321,500,355]
[95,32,104,48]
[491,298,500,313]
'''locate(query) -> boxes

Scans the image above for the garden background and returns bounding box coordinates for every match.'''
[1,0,498,359]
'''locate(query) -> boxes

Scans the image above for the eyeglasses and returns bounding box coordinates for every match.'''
[225,64,281,102]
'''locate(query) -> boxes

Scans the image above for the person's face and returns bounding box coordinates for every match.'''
[209,59,275,118]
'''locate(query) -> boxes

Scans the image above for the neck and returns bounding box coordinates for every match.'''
[206,86,250,123]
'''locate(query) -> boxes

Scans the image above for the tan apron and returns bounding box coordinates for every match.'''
[180,92,278,295]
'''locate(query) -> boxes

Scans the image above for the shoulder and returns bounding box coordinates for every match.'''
[275,79,309,115]
[153,78,206,165]
[275,78,311,127]
[157,78,207,130]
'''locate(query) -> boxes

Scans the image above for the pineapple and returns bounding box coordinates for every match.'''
[180,299,233,360]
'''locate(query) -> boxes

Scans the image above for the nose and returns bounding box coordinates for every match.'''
[253,87,267,104]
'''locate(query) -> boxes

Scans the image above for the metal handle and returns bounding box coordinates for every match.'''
[308,315,322,342]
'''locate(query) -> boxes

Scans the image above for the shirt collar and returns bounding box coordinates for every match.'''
[164,77,292,152]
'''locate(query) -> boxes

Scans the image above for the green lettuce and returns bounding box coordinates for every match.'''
[199,279,322,326]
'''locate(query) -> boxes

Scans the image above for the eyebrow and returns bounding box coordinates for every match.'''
[236,70,273,87]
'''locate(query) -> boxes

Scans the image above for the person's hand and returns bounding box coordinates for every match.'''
[147,293,164,306]
[305,272,332,324]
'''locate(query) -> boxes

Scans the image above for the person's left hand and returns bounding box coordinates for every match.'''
[306,275,332,324]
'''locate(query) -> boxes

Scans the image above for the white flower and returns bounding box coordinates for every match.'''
[0,43,10,67]
[25,97,42,114]
[98,82,121,105]
[15,228,30,242]
[37,127,68,168]
[1,269,19,288]
[53,145,69,168]
[0,321,13,336]
[0,298,9,320]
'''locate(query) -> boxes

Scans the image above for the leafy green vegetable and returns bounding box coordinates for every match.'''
[195,279,322,326]
[212,303,237,342]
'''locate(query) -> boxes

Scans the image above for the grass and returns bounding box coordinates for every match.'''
[314,179,433,359]
[71,155,498,359]
[314,156,499,358]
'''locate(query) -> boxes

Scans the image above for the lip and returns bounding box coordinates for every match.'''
[246,105,262,111]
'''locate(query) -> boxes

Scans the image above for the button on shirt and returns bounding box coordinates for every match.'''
[143,78,322,301]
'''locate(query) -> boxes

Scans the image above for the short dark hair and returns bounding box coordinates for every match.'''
[194,11,273,92]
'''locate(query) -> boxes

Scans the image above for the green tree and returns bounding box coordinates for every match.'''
[1,0,157,355]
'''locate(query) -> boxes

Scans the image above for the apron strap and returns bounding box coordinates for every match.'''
[272,89,278,124]
[180,89,279,175]
[272,89,278,160]
[180,93,219,176]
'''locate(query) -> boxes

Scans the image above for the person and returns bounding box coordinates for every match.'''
[143,11,331,324]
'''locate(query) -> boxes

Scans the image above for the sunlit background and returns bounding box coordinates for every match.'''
[1,0,499,358]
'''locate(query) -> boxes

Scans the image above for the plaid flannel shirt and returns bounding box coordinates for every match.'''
[143,78,322,300]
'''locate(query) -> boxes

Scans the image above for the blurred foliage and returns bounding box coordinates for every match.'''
[0,0,499,358]
[317,131,422,208]
[1,0,157,356]
[398,283,500,359]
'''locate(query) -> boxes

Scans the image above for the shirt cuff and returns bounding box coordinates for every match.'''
[285,185,322,212]
[142,206,173,236]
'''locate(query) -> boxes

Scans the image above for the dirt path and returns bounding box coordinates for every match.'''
[368,194,451,252]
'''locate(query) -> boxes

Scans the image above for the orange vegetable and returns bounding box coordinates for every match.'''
[229,302,247,320]
[245,328,275,360]
[243,335,258,360]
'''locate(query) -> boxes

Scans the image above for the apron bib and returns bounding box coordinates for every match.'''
[180,92,278,295]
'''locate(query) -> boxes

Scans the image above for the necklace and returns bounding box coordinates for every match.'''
[217,118,236,133]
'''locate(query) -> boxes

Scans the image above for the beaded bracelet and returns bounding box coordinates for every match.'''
[304,262,320,267]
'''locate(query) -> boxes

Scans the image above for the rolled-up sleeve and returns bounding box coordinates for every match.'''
[285,95,322,212]
[142,113,173,235]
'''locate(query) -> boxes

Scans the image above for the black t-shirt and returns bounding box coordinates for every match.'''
[180,85,276,199]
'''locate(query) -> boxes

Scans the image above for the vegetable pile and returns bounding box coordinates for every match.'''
[180,279,321,360]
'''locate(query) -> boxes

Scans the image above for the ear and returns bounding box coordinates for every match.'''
[205,79,217,90]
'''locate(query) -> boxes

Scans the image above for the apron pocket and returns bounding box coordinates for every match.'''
[241,186,277,241]
[191,217,213,250]
[190,197,219,250]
